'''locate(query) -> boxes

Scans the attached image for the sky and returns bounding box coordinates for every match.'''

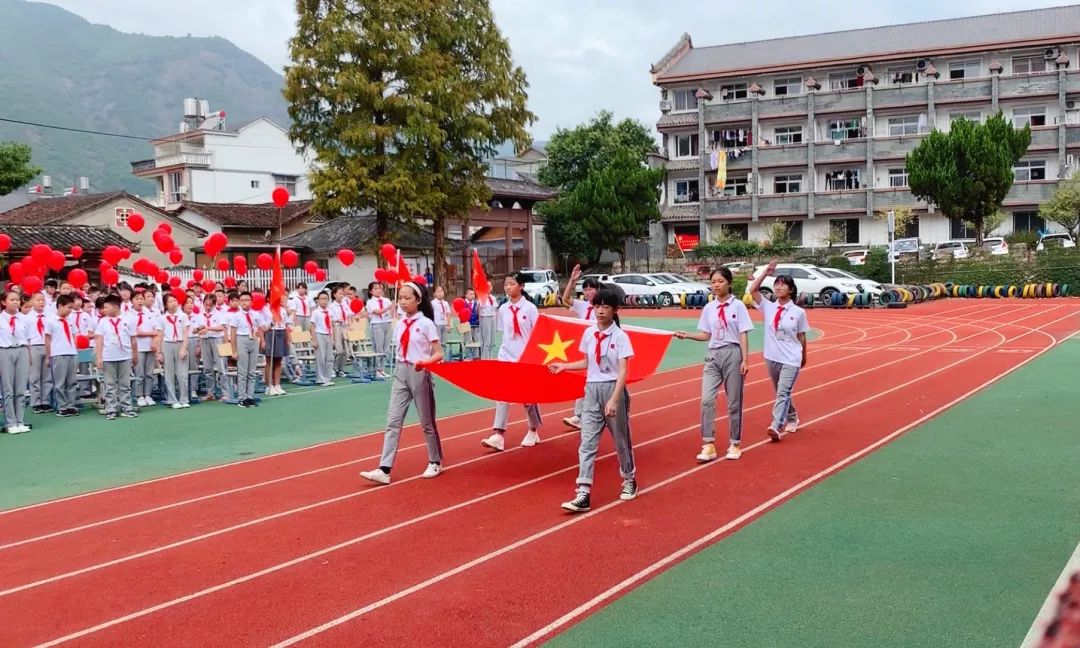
[42,0,1079,141]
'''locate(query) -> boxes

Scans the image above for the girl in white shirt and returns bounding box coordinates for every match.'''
[431,285,452,343]
[0,291,31,433]
[360,281,444,485]
[155,293,190,409]
[559,265,599,430]
[309,291,335,386]
[365,282,394,379]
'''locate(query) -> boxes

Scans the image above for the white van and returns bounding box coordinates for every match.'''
[518,268,558,300]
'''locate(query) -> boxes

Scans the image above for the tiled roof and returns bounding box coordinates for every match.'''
[0,192,126,225]
[657,113,699,129]
[485,177,557,201]
[661,205,699,221]
[665,159,700,172]
[280,212,467,254]
[658,6,1080,80]
[0,224,138,252]
[181,200,314,228]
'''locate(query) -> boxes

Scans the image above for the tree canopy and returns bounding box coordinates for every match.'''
[0,142,41,196]
[1040,175,1080,238]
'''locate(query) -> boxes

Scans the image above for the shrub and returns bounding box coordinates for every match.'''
[731,274,748,296]
[1005,231,1039,248]
[862,248,891,284]
[894,247,1080,286]
[824,256,852,270]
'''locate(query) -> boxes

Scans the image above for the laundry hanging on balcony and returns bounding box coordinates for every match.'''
[708,148,745,171]
[712,129,752,148]
[715,149,727,189]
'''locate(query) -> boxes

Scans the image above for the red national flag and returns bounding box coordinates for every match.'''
[471,249,491,303]
[426,314,673,403]
[268,246,286,324]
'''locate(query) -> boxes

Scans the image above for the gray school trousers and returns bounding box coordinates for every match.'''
[0,347,29,426]
[201,337,226,398]
[766,360,800,430]
[379,363,443,469]
[134,350,156,398]
[49,354,78,411]
[28,344,51,407]
[235,336,260,400]
[187,337,200,396]
[576,381,635,490]
[314,332,334,383]
[701,345,746,444]
[370,322,391,371]
[493,401,542,432]
[162,340,189,405]
[102,360,134,415]
[332,322,347,373]
[479,315,496,359]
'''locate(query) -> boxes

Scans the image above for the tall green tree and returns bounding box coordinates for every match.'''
[0,142,41,196]
[906,113,1030,246]
[284,0,532,276]
[1040,175,1080,239]
[537,111,661,265]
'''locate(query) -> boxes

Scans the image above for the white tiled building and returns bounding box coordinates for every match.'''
[651,6,1080,252]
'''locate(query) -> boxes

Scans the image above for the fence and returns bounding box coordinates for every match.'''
[168,269,312,291]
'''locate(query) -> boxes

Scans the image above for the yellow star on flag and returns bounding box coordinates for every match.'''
[537,330,575,364]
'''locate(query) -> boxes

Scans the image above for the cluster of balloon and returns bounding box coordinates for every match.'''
[0,233,107,294]
[452,297,471,323]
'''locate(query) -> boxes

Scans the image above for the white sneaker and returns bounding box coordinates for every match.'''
[171,403,183,410]
[145,397,155,406]
[6,425,23,435]
[784,417,800,434]
[359,469,390,485]
[521,429,541,447]
[275,385,287,395]
[725,444,742,460]
[421,463,442,479]
[136,397,147,407]
[181,403,191,409]
[481,433,505,452]
[696,443,718,463]
[562,415,581,429]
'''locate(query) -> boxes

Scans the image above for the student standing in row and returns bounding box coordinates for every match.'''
[290,283,313,332]
[749,261,809,441]
[183,297,200,400]
[157,293,190,409]
[26,292,52,414]
[330,286,350,377]
[550,288,637,512]
[264,299,291,396]
[94,295,138,420]
[431,285,451,342]
[675,267,753,461]
[310,291,335,386]
[360,282,444,484]
[0,291,31,433]
[481,272,543,451]
[366,282,394,379]
[230,292,265,408]
[44,295,79,417]
[559,265,598,430]
[477,289,498,359]
[128,292,159,408]
[197,294,226,400]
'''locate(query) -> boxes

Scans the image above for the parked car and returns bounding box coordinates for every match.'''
[842,249,869,266]
[518,268,559,300]
[648,273,707,298]
[818,268,884,298]
[304,281,351,299]
[573,273,611,296]
[981,237,1009,256]
[1036,232,1077,252]
[746,263,863,304]
[889,237,923,261]
[720,261,755,274]
[933,240,970,259]
[610,273,680,306]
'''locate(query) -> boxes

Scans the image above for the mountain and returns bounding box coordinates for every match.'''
[0,0,291,195]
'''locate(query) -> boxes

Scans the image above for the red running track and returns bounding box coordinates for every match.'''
[1,301,1076,647]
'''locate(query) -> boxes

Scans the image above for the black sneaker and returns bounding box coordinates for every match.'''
[56,409,74,418]
[561,491,591,513]
[620,479,638,501]
[32,405,47,414]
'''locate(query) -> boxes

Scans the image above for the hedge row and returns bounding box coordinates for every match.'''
[893,248,1080,287]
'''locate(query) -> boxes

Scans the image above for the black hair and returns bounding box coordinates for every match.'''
[400,282,434,321]
[773,274,797,295]
[590,287,622,327]
[316,290,330,301]
[507,272,528,286]
[332,285,345,298]
[103,294,122,307]
[1,290,19,305]
[227,291,240,300]
[118,282,132,293]
[202,294,216,306]
[163,293,179,308]
[296,282,308,290]
[56,294,75,308]
[710,267,734,284]
[367,281,383,293]
[95,296,106,310]
[45,279,58,289]
[581,277,601,290]
[239,291,252,299]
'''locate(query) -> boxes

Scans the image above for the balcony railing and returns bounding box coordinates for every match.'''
[130,150,212,173]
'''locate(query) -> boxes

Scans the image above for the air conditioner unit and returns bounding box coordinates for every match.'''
[916,59,929,71]
[1067,100,1077,110]
[1045,47,1060,60]
[659,100,671,112]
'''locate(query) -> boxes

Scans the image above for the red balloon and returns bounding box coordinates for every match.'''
[380,243,397,263]
[384,269,399,284]
[256,253,273,271]
[315,269,327,281]
[456,308,471,322]
[233,254,246,268]
[337,249,356,266]
[70,245,83,259]
[155,270,169,284]
[168,275,182,288]
[373,268,388,282]
[271,187,290,208]
[75,334,90,350]
[22,257,41,278]
[0,233,10,253]
[8,262,24,283]
[128,212,145,233]
[48,250,66,272]
[168,249,183,265]
[224,276,237,289]
[67,268,88,288]
[157,222,172,235]
[31,244,52,266]
[21,275,43,294]
[235,262,247,277]
[349,299,364,314]
[145,262,160,278]
[102,269,120,286]
[170,287,187,305]
[452,297,466,311]
[216,258,230,272]
[204,233,228,258]
[103,246,124,267]
[412,274,427,286]
[201,278,217,293]
[154,234,175,254]
[121,247,132,260]
[192,269,204,282]
[304,260,319,276]
[251,292,267,310]
[282,250,299,268]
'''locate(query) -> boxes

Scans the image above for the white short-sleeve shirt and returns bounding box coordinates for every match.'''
[330,300,351,325]
[393,314,440,363]
[697,296,754,348]
[755,298,810,367]
[95,316,134,361]
[0,311,30,348]
[478,295,498,317]
[497,297,538,362]
[156,312,189,343]
[26,311,47,346]
[124,309,158,353]
[570,299,597,322]
[366,297,394,324]
[311,307,333,335]
[44,315,78,356]
[579,323,634,382]
[289,294,313,320]
[432,299,451,326]
[230,308,265,338]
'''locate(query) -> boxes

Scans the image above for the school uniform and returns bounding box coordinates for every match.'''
[377,314,443,470]
[755,298,810,434]
[231,308,265,402]
[26,310,52,410]
[330,300,350,374]
[574,323,636,493]
[489,297,542,437]
[95,316,137,416]
[125,308,159,401]
[44,315,79,412]
[156,311,190,406]
[264,306,291,359]
[184,312,200,398]
[289,294,313,332]
[477,295,497,359]
[567,299,598,421]
[311,306,335,384]
[196,310,228,399]
[366,297,393,373]
[697,296,754,446]
[432,298,451,343]
[0,310,31,430]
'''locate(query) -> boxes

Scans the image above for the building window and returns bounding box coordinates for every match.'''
[1013,55,1048,74]
[273,174,298,194]
[721,83,748,100]
[672,89,698,112]
[723,176,748,197]
[114,207,132,228]
[774,125,803,145]
[711,129,751,148]
[950,218,977,240]
[168,171,184,203]
[887,115,921,137]
[1013,211,1046,233]
[1012,107,1047,128]
[897,215,919,239]
[830,218,860,244]
[774,174,803,194]
[951,111,982,125]
[250,180,260,189]
[675,133,699,158]
[1013,160,1047,181]
[824,169,861,191]
[828,72,859,90]
[783,221,804,246]
[888,67,920,85]
[949,60,982,79]
[888,168,909,188]
[720,223,749,240]
[773,77,802,96]
[674,179,700,204]
[825,118,866,140]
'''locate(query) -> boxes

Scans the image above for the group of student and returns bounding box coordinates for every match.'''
[357,260,810,514]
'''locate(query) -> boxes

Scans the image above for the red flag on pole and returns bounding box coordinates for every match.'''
[471,249,491,303]
[269,246,286,325]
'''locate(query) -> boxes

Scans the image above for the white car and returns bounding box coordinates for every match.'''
[890,237,923,262]
[818,268,884,298]
[648,273,708,297]
[981,237,1009,256]
[610,273,680,306]
[573,273,611,295]
[933,240,970,259]
[518,268,558,300]
[842,249,869,266]
[746,263,863,303]
[721,261,755,274]
[1036,232,1077,251]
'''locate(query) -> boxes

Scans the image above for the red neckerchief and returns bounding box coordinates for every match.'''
[400,318,416,362]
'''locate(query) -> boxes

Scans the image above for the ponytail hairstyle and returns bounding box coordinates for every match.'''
[710,267,734,284]
[590,287,623,327]
[401,281,434,321]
